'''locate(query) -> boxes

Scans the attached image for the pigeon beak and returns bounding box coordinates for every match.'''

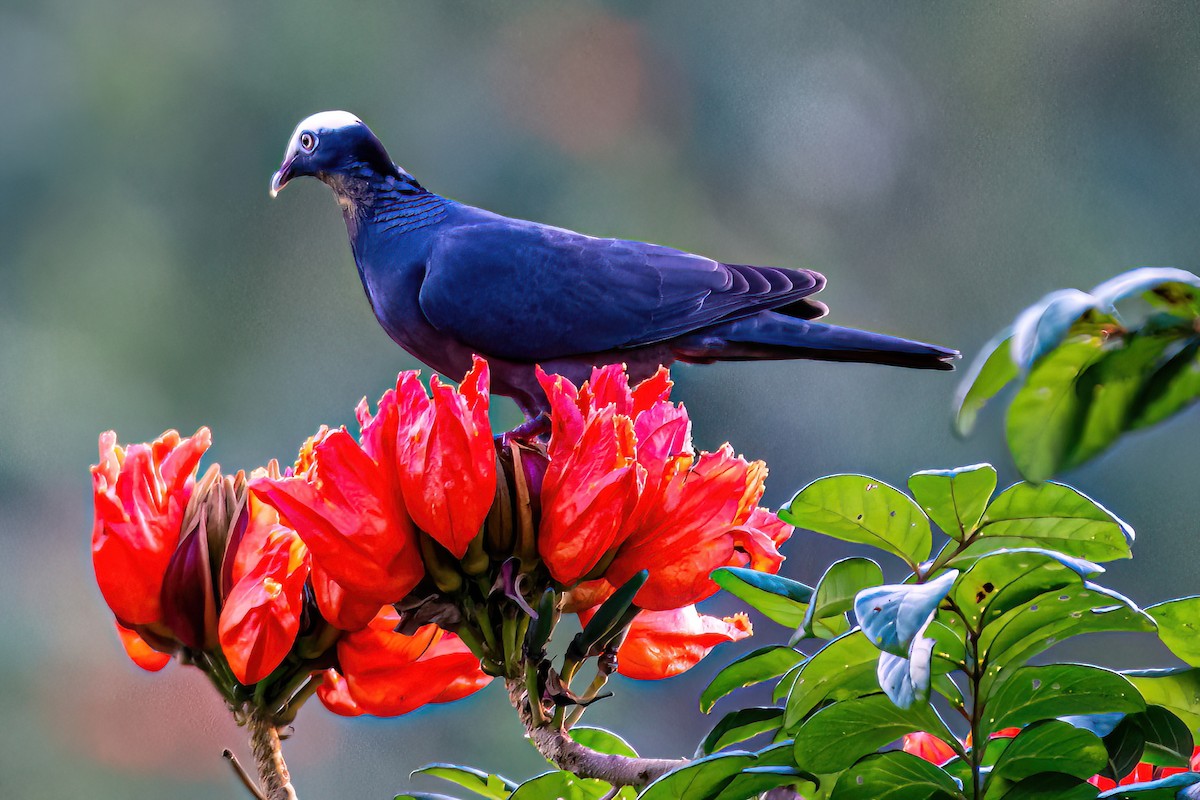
[269,160,294,198]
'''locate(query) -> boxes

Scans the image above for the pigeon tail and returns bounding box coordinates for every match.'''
[671,312,958,371]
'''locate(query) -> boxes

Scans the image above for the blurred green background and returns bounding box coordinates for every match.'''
[4,1,1200,797]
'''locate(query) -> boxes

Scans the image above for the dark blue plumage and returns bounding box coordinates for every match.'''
[271,111,957,416]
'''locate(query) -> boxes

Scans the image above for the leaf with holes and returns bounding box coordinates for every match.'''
[986,664,1145,737]
[909,464,997,540]
[829,751,964,800]
[1148,597,1200,667]
[855,571,958,658]
[802,558,883,640]
[792,693,959,773]
[976,482,1134,562]
[783,631,885,730]
[950,548,1101,630]
[780,475,932,569]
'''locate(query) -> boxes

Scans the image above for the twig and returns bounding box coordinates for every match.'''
[249,712,299,800]
[506,678,684,788]
[223,749,267,800]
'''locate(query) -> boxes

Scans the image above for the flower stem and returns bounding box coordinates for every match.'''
[248,712,297,800]
[505,677,683,788]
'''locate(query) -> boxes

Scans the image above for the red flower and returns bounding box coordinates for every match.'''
[252,383,424,607]
[538,369,643,585]
[218,520,311,685]
[903,732,957,765]
[606,447,790,610]
[1088,746,1200,790]
[114,622,171,672]
[92,428,211,626]
[395,358,496,558]
[534,365,792,609]
[579,605,752,680]
[317,608,492,716]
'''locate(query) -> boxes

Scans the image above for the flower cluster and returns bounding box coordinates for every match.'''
[93,357,792,728]
[91,427,489,721]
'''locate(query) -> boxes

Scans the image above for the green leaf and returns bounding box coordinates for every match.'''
[976,481,1134,562]
[1065,332,1178,470]
[1097,772,1200,799]
[978,584,1154,687]
[698,707,783,756]
[701,646,805,713]
[1133,706,1194,768]
[793,693,958,773]
[1127,668,1200,733]
[395,793,468,800]
[855,571,958,658]
[783,631,884,729]
[909,464,998,540]
[1130,339,1200,429]
[508,771,612,800]
[1090,266,1200,314]
[989,720,1107,782]
[1010,288,1108,368]
[828,751,964,800]
[569,727,639,758]
[637,752,754,800]
[712,567,814,628]
[412,764,516,800]
[1098,714,1147,783]
[951,548,1101,630]
[780,475,932,568]
[802,557,883,640]
[712,766,808,800]
[998,774,1099,799]
[988,665,1145,737]
[1005,336,1108,482]
[1148,597,1200,667]
[955,329,1018,437]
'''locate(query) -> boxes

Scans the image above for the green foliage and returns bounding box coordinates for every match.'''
[955,267,1200,481]
[698,463,1200,800]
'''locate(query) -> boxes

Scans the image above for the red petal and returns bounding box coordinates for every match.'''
[114,621,172,672]
[337,609,492,716]
[600,606,751,680]
[316,669,363,716]
[902,732,957,765]
[92,428,210,625]
[310,563,382,632]
[218,529,310,685]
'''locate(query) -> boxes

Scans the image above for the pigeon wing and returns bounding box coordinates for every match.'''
[418,217,825,362]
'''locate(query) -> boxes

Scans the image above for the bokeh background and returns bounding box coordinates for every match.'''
[3,1,1200,797]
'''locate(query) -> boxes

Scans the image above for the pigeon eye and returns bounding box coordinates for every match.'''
[299,132,317,152]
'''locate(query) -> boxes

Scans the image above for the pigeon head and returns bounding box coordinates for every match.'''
[270,111,402,199]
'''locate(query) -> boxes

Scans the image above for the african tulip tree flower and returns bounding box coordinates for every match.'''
[536,365,793,609]
[252,383,425,607]
[395,358,496,558]
[1088,747,1200,790]
[579,605,753,681]
[92,428,211,626]
[316,608,491,717]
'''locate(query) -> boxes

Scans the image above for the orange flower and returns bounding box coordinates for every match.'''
[580,605,751,680]
[606,447,790,610]
[534,365,792,608]
[1088,746,1200,790]
[538,369,643,585]
[218,522,311,685]
[252,383,424,607]
[92,428,211,626]
[902,731,957,765]
[395,358,497,558]
[317,608,492,716]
